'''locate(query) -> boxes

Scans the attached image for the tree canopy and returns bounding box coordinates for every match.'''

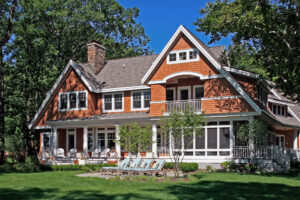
[195,0,300,102]
[1,0,152,163]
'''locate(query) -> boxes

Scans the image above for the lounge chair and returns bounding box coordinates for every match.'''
[143,159,166,176]
[121,158,142,175]
[132,159,154,175]
[100,158,130,175]
[68,148,77,158]
[56,148,65,158]
[92,148,101,158]
[100,148,110,159]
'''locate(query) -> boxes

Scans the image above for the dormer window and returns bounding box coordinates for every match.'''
[59,91,88,111]
[167,49,199,64]
[272,104,285,116]
[103,92,124,112]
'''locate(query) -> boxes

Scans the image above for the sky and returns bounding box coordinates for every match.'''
[118,0,232,54]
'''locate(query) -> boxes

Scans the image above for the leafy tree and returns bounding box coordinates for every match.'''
[195,0,300,102]
[0,0,18,164]
[236,119,271,163]
[160,107,204,177]
[119,123,152,159]
[3,0,152,162]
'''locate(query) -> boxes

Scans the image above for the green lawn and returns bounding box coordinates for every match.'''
[0,171,299,200]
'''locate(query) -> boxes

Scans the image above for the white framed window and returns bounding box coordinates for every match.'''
[102,92,124,112]
[42,132,50,151]
[193,85,204,99]
[131,90,151,111]
[66,129,76,151]
[96,127,116,150]
[88,128,94,151]
[166,87,176,101]
[272,104,285,116]
[167,48,199,64]
[177,86,191,100]
[59,91,88,111]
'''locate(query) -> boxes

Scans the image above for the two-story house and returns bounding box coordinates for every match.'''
[29,25,300,168]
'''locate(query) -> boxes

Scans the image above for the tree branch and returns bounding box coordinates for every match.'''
[0,0,17,47]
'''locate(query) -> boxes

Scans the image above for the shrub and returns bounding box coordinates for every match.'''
[220,161,237,172]
[0,163,14,173]
[163,162,198,172]
[220,161,258,173]
[206,165,213,171]
[41,163,116,172]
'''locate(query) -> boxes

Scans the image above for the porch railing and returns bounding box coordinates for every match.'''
[166,100,201,112]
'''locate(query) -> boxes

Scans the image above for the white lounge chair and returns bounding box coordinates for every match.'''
[56,148,65,158]
[92,148,101,158]
[68,148,77,158]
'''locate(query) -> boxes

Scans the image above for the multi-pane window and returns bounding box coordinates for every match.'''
[189,50,197,59]
[43,133,50,150]
[79,92,87,108]
[194,86,204,99]
[132,90,151,110]
[69,93,77,109]
[59,91,87,111]
[167,49,199,64]
[169,53,176,62]
[97,131,105,150]
[103,93,123,112]
[88,128,94,151]
[179,52,186,60]
[272,104,285,116]
[60,94,67,110]
[166,89,175,101]
[107,132,115,149]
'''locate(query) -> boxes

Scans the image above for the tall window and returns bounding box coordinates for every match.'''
[88,128,94,151]
[97,128,105,150]
[272,104,285,116]
[166,88,175,101]
[103,93,123,112]
[194,86,204,99]
[43,133,50,150]
[107,128,115,149]
[132,90,151,110]
[59,91,87,111]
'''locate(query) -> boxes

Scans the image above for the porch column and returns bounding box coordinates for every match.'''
[152,124,157,158]
[230,120,234,157]
[248,117,254,162]
[115,125,121,158]
[83,126,88,158]
[293,129,298,150]
[52,127,58,157]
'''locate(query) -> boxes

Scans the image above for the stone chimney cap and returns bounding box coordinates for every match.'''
[87,40,106,50]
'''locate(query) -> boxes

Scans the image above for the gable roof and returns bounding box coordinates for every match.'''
[141,25,261,114]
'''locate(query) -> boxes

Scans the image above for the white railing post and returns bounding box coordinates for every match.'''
[52,127,58,157]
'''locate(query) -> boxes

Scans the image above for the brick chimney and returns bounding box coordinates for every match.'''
[87,41,106,74]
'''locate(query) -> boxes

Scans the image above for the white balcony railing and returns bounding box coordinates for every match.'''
[166,100,201,112]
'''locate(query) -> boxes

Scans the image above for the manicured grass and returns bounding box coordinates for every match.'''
[0,171,299,200]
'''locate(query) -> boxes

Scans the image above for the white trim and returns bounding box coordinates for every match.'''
[102,92,124,113]
[87,128,94,152]
[99,85,150,93]
[58,90,88,111]
[66,128,76,152]
[41,132,50,153]
[150,101,166,104]
[193,85,204,99]
[177,86,191,100]
[141,25,261,114]
[268,98,295,106]
[131,90,151,111]
[148,72,223,85]
[201,95,243,101]
[166,48,200,64]
[35,126,51,130]
[223,66,260,79]
[166,87,176,101]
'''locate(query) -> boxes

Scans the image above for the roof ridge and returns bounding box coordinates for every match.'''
[106,54,159,62]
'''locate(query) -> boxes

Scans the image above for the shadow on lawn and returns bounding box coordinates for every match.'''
[149,180,300,200]
[0,187,160,200]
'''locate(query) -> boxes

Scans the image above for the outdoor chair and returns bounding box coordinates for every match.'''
[100,158,130,175]
[121,158,142,175]
[143,159,166,176]
[92,148,101,158]
[100,148,110,159]
[132,159,154,175]
[68,148,77,158]
[56,148,65,158]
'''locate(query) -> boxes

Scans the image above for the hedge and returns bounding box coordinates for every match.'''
[40,163,116,172]
[163,162,198,172]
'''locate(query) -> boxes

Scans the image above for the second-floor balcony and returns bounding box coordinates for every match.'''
[166,100,202,113]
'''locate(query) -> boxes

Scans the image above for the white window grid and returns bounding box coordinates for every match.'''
[102,92,124,112]
[58,91,88,111]
[131,90,151,111]
[167,48,200,64]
